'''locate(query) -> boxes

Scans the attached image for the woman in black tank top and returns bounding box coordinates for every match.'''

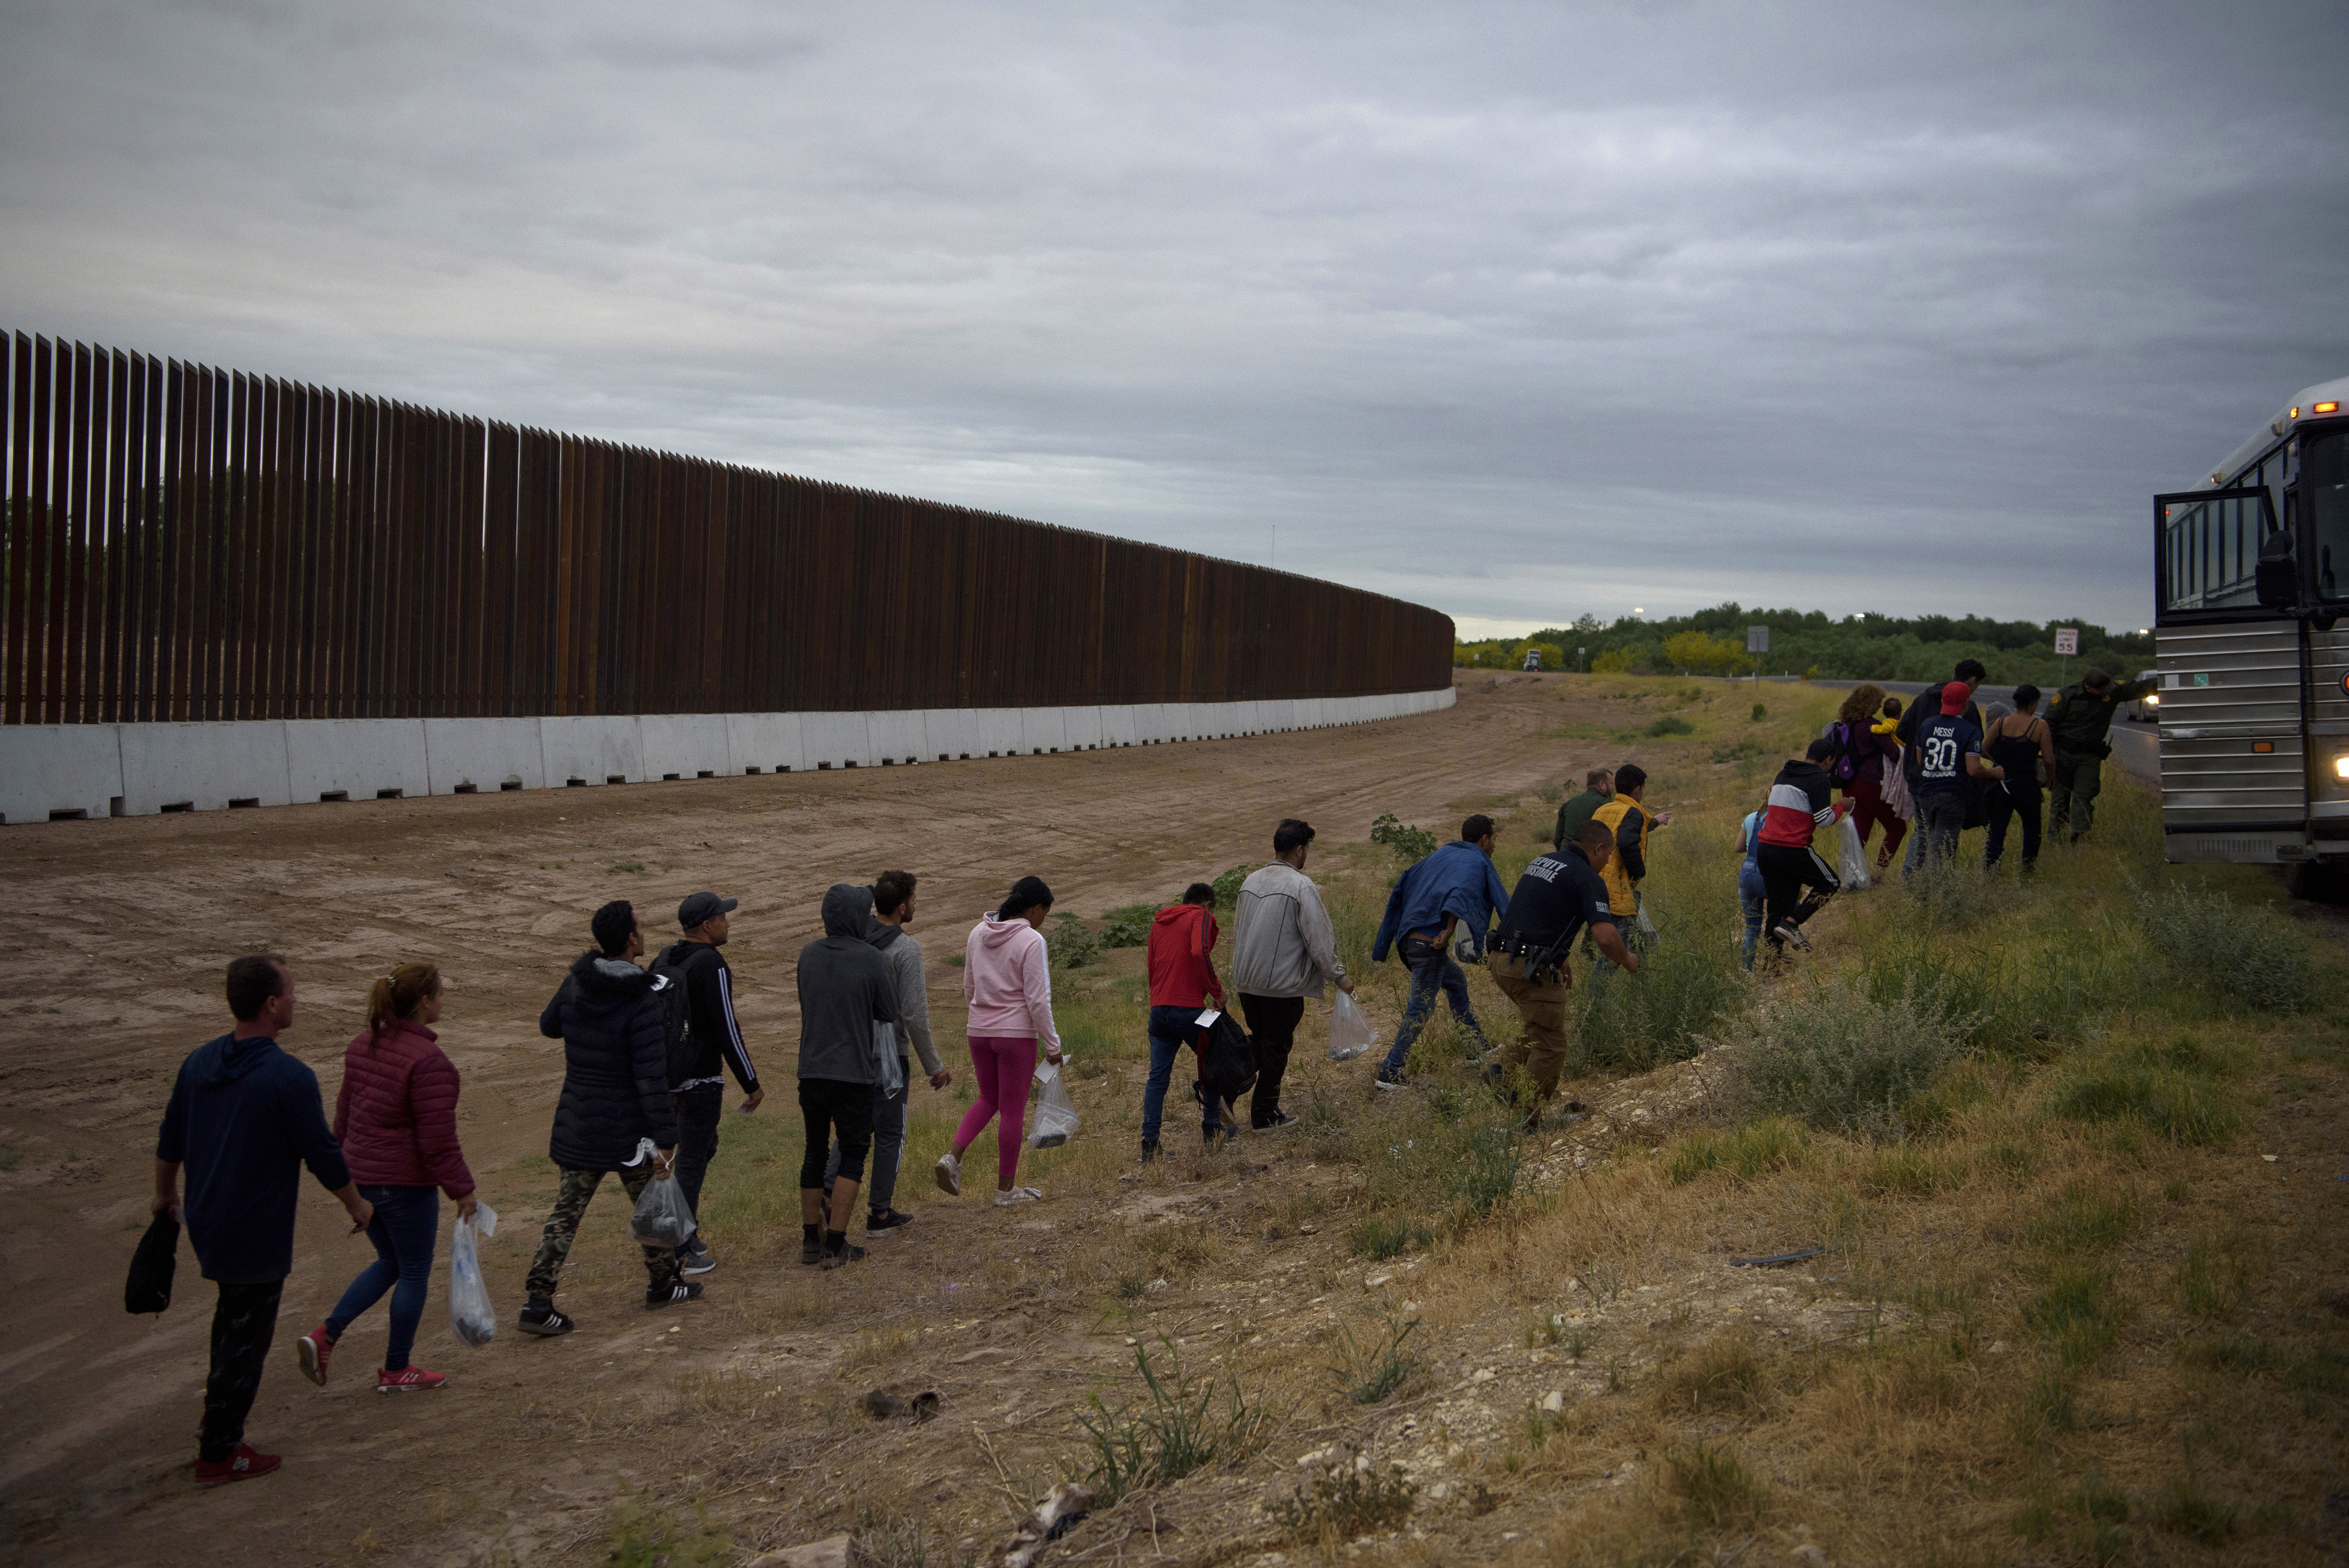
[1984,683,2058,872]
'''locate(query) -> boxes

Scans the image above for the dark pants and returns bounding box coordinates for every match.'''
[1239,994,1304,1127]
[672,1085,725,1231]
[524,1164,680,1302]
[1756,842,1838,950]
[826,1059,907,1213]
[1379,934,1484,1076]
[799,1077,875,1188]
[1913,792,1969,870]
[1846,776,1907,865]
[325,1183,438,1371]
[1142,1005,1217,1144]
[200,1278,284,1463]
[2050,753,2102,837]
[1984,784,2043,870]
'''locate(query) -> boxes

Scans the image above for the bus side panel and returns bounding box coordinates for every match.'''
[2158,621,2306,861]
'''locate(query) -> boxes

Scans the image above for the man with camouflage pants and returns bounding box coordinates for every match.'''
[2046,668,2157,843]
[519,900,701,1336]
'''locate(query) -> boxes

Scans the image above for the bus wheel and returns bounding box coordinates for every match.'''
[2284,860,2340,901]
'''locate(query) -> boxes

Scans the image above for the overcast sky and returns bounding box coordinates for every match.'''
[5,1,2344,638]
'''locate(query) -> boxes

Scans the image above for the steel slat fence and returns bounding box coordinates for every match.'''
[0,331,1450,725]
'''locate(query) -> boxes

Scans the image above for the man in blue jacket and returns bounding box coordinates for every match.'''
[153,954,374,1489]
[1373,814,1509,1088]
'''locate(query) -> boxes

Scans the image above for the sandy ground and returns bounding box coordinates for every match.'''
[0,671,1618,1566]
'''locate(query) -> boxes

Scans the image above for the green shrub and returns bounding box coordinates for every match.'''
[1577,930,1746,1071]
[1711,977,1974,1137]
[2045,1059,2238,1145]
[1210,864,1250,913]
[1331,1315,1421,1404]
[1052,913,1100,969]
[1099,902,1155,948]
[1663,1442,1769,1530]
[2134,880,2318,1012]
[1369,813,1439,865]
[1751,702,1768,721]
[1272,1452,1416,1538]
[1668,1117,1810,1184]
[1642,714,1695,737]
[1077,1339,1277,1505]
[1350,1214,1432,1261]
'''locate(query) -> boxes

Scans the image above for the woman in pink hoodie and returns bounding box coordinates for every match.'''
[935,876,1064,1205]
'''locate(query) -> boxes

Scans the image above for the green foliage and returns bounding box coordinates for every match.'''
[2044,1056,2239,1146]
[1076,1339,1277,1505]
[1575,930,1746,1072]
[2023,1265,2128,1369]
[1457,1119,1525,1223]
[1271,1451,1417,1538]
[2133,880,2318,1013]
[1052,912,1100,969]
[2026,1182,2134,1252]
[1750,702,1768,721]
[2152,1476,2238,1545]
[1210,864,1250,912]
[1098,902,1155,948]
[1667,1117,1810,1184]
[1642,714,1695,737]
[1663,1442,1770,1531]
[1369,813,1438,864]
[1349,1213,1432,1261]
[1710,976,1974,1137]
[1331,1315,1421,1404]
[603,1498,730,1568]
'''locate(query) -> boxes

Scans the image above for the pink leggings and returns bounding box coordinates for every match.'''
[952,1036,1037,1189]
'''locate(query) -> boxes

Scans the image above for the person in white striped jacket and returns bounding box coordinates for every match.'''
[1754,738,1854,956]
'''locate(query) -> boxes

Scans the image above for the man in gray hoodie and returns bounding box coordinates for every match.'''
[824,869,949,1235]
[795,884,899,1269]
[1231,819,1354,1128]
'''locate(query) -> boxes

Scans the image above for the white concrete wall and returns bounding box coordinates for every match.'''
[1,683,1457,821]
[425,718,546,795]
[287,719,431,802]
[0,725,124,821]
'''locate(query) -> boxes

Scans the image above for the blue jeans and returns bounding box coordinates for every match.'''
[1378,935,1483,1077]
[1738,864,1766,970]
[326,1183,439,1372]
[1143,1005,1219,1144]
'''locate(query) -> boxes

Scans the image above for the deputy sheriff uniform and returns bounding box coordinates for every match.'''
[1485,843,1617,1123]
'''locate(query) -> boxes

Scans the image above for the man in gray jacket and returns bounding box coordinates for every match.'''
[1231,819,1355,1129]
[825,869,949,1235]
[795,884,898,1270]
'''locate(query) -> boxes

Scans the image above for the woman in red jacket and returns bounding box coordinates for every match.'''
[297,963,478,1392]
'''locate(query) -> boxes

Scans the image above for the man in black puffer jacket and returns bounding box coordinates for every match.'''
[520,900,700,1335]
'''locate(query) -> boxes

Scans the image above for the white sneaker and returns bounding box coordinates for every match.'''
[934,1152,962,1197]
[992,1186,1041,1206]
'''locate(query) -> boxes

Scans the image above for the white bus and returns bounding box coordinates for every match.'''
[2155,373,2349,894]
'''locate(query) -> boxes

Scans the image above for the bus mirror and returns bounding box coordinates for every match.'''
[2256,531,2299,609]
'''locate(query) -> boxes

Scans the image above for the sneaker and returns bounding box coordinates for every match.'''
[193,1442,280,1489]
[680,1243,717,1277]
[518,1304,576,1337]
[377,1365,447,1393]
[1374,1069,1408,1091]
[1771,921,1812,952]
[1139,1140,1161,1164]
[296,1324,334,1387]
[1256,1111,1299,1131]
[934,1151,962,1197]
[820,1242,867,1270]
[992,1187,1042,1206]
[646,1277,705,1310]
[866,1209,916,1235]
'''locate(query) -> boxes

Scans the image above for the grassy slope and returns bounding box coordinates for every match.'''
[586,674,2347,1568]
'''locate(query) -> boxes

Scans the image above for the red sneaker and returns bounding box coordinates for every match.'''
[376,1365,447,1393]
[296,1325,334,1387]
[193,1443,281,1488]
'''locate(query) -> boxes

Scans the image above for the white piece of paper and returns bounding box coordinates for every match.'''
[1195,1008,1222,1028]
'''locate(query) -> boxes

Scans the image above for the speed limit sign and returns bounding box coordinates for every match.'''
[2053,627,2079,656]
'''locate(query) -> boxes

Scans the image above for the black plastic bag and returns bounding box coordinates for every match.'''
[126,1210,179,1315]
[1191,1009,1257,1107]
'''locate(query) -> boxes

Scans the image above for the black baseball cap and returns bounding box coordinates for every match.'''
[678,891,738,929]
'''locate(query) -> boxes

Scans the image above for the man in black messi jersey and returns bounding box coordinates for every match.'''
[1485,821,1637,1129]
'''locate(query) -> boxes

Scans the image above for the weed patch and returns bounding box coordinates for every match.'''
[2024,1265,2128,1368]
[1369,813,1438,864]
[2135,880,2319,1012]
[1331,1315,1420,1404]
[1076,1339,1277,1505]
[1711,976,1973,1137]
[1272,1452,1415,1539]
[1662,1442,1769,1531]
[1350,1213,1432,1261]
[1666,1117,1809,1184]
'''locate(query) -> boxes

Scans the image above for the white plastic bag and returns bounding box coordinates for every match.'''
[874,1021,905,1094]
[1835,815,1872,891]
[1328,992,1375,1061]
[448,1200,498,1347]
[627,1139,695,1248]
[1030,1059,1080,1148]
[1634,895,1659,942]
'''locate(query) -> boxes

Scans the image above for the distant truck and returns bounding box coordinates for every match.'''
[2154,373,2349,895]
[1522,649,1543,671]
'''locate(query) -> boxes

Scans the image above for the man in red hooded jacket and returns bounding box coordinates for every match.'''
[1140,883,1225,1159]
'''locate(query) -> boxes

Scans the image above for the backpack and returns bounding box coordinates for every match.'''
[1823,720,1858,784]
[647,943,703,1087]
[1191,1009,1258,1111]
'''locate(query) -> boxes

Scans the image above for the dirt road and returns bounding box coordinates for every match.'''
[0,671,1621,1566]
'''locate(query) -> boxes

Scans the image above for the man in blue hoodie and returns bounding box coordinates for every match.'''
[153,954,373,1489]
[1373,815,1510,1088]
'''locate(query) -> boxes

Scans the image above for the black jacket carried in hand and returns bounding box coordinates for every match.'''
[794,884,899,1085]
[539,951,680,1170]
[125,1210,179,1315]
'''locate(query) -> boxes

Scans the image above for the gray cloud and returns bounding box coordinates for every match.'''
[4,0,2343,636]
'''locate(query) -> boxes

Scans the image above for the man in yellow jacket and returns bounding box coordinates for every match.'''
[1589,764,1671,974]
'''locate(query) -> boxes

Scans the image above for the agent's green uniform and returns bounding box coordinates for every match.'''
[2046,677,2157,839]
[1552,787,1609,852]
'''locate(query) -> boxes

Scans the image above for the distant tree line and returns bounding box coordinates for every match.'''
[1455,603,2154,687]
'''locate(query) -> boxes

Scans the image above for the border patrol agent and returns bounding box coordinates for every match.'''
[2046,667,2157,842]
[1484,821,1639,1129]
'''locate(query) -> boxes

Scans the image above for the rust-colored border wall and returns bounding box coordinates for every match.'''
[0,331,1453,722]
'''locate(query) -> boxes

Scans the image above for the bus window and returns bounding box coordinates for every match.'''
[2309,431,2349,601]
[2158,487,2276,617]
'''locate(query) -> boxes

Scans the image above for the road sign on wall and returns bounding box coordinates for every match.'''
[1746,626,1770,653]
[2054,628,2079,656]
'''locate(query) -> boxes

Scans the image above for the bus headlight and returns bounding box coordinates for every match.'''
[2335,756,2349,781]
